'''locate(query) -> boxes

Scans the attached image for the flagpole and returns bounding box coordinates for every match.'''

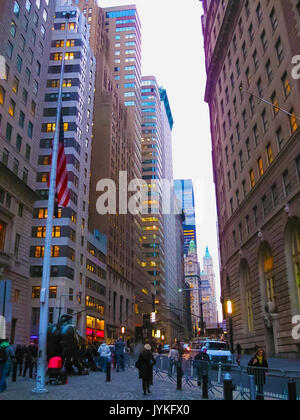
[33,14,70,394]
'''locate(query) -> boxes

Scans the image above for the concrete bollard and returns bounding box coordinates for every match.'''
[288,379,297,401]
[217,362,222,383]
[177,362,182,391]
[248,375,256,400]
[202,374,209,399]
[223,372,235,400]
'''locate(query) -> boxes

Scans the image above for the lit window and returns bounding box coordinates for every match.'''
[266,144,273,165]
[249,169,255,189]
[290,109,298,134]
[282,73,291,98]
[8,99,16,117]
[47,123,55,132]
[66,40,75,47]
[0,86,5,105]
[35,246,43,258]
[257,158,264,177]
[54,53,62,61]
[41,173,48,183]
[65,52,74,60]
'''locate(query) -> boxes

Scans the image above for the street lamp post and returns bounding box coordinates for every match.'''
[226,300,234,353]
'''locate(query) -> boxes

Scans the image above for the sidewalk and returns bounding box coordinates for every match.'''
[0,367,210,401]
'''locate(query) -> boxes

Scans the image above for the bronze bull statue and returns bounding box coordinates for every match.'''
[47,314,87,375]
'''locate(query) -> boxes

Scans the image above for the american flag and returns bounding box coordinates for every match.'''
[49,115,69,209]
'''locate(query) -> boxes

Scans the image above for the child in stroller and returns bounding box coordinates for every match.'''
[46,356,67,385]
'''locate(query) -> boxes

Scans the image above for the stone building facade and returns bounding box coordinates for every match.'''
[201,0,300,357]
[0,0,55,345]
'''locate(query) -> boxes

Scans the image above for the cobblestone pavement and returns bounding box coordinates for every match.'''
[0,366,216,401]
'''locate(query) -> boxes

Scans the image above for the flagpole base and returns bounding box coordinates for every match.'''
[32,378,49,394]
[32,385,49,394]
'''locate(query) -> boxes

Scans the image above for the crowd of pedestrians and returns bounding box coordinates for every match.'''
[0,339,40,392]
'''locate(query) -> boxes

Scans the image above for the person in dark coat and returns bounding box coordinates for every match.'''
[193,347,210,387]
[115,337,125,372]
[174,341,184,360]
[23,345,34,379]
[135,344,156,396]
[86,344,97,371]
[248,347,269,400]
[236,343,242,366]
[15,345,25,376]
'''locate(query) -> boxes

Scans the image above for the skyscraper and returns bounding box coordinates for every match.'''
[140,75,166,335]
[184,240,202,338]
[174,179,197,256]
[80,2,154,342]
[202,0,300,357]
[29,2,100,339]
[160,86,186,342]
[201,246,218,326]
[103,5,142,184]
[70,1,184,344]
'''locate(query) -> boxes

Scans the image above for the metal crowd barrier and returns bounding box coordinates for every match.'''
[150,356,300,400]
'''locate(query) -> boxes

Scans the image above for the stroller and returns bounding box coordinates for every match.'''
[46,356,67,385]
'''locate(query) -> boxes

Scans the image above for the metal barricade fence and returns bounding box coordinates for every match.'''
[283,369,300,400]
[150,356,300,400]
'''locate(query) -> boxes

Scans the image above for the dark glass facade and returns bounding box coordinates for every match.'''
[174,179,197,256]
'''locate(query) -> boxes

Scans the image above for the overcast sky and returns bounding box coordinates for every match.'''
[98,0,222,321]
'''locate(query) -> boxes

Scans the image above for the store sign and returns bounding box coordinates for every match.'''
[86,328,104,338]
[150,312,156,323]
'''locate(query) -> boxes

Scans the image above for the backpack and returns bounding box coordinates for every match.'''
[0,345,8,363]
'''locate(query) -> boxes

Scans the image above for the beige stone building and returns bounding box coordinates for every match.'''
[0,0,55,345]
[29,2,103,342]
[202,0,300,357]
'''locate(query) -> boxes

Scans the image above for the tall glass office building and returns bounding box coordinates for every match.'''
[174,179,197,256]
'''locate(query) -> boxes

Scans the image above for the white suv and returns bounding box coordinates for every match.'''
[192,340,233,365]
